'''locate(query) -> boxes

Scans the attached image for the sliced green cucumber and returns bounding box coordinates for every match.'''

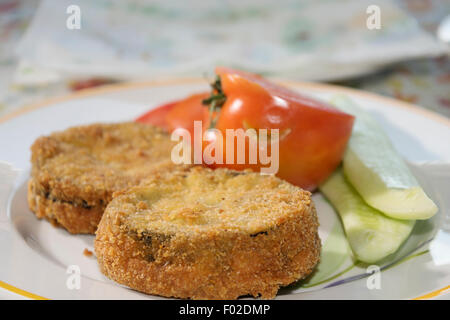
[331,95,438,220]
[319,168,415,263]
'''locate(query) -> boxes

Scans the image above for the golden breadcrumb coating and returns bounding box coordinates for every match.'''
[28,122,182,234]
[28,179,105,233]
[95,167,321,299]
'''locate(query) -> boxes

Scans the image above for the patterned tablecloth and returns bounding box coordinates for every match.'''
[0,0,449,118]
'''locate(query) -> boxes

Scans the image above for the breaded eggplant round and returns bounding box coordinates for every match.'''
[95,167,321,299]
[28,122,179,234]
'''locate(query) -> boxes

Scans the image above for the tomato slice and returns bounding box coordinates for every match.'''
[211,67,355,190]
[135,101,178,131]
[135,68,354,191]
[165,92,210,137]
[135,92,209,133]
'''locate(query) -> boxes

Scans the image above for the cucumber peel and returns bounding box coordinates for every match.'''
[320,168,415,263]
[331,95,438,220]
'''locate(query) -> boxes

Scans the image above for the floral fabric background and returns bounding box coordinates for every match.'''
[0,0,449,118]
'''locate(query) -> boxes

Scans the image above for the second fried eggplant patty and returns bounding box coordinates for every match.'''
[28,122,180,234]
[95,167,321,299]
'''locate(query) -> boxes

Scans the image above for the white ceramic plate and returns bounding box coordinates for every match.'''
[0,79,449,300]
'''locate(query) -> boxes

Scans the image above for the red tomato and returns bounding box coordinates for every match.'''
[135,101,178,131]
[135,68,354,191]
[165,92,210,137]
[135,92,209,133]
[205,67,355,190]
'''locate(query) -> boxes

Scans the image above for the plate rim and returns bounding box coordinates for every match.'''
[1,78,449,128]
[1,78,449,300]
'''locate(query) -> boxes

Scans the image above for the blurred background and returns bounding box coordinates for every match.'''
[0,0,449,117]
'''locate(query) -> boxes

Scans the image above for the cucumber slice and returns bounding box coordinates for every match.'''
[319,168,415,263]
[331,95,438,220]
